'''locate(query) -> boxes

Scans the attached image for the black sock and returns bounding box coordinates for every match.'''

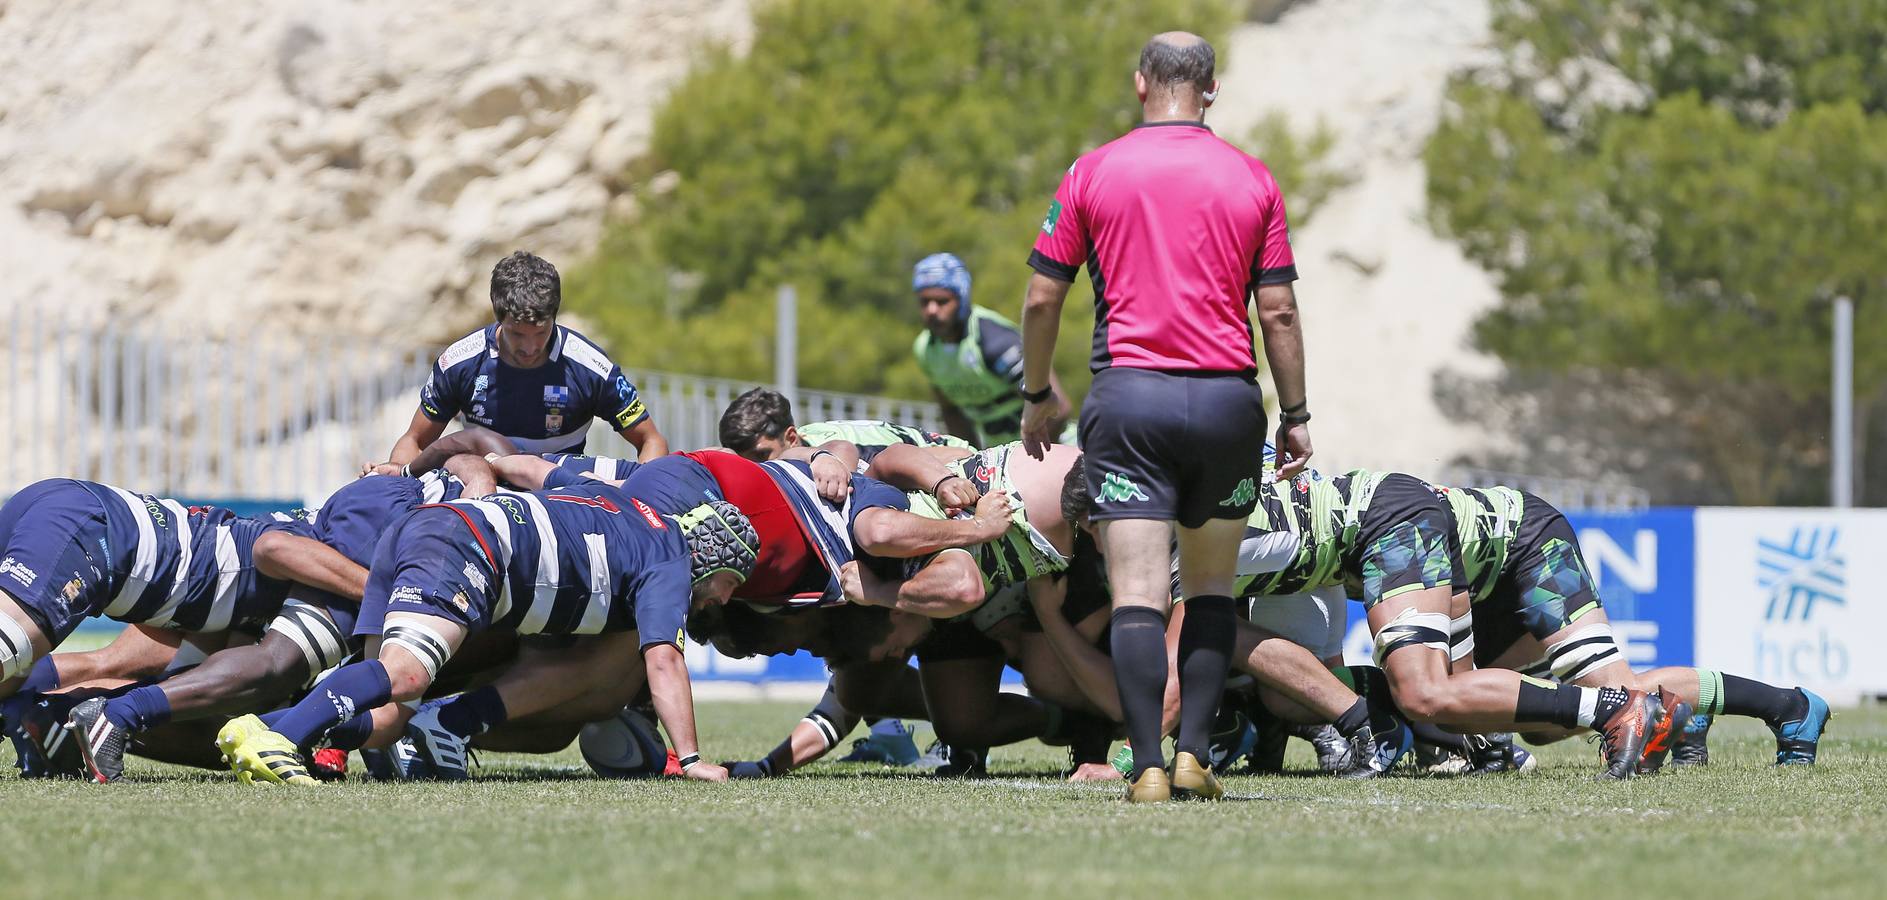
[1410,721,1472,753]
[1332,697,1370,739]
[1720,675,1805,727]
[1174,595,1236,761]
[1338,665,1400,733]
[1516,680,1583,728]
[1110,606,1170,779]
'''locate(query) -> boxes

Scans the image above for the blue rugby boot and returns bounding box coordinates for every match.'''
[1772,689,1831,766]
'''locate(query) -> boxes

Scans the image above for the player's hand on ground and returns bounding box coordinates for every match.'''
[1020,402,1057,460]
[810,452,853,503]
[933,474,981,511]
[970,490,1013,541]
[1068,762,1124,783]
[1274,422,1313,479]
[682,760,729,782]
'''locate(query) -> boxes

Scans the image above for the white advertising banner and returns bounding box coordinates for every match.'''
[1694,508,1884,705]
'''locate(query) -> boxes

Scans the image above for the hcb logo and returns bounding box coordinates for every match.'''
[1757,526,1844,622]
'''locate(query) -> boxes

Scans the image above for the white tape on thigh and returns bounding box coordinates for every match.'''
[267,600,350,674]
[382,619,454,680]
[1449,611,1475,663]
[1373,608,1451,666]
[0,611,34,681]
[1547,622,1622,682]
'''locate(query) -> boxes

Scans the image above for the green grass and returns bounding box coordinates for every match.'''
[4,704,1884,899]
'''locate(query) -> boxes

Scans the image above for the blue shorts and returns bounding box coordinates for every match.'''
[0,480,115,644]
[354,506,502,639]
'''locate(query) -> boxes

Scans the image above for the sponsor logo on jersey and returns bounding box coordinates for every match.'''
[473,375,490,397]
[1098,472,1150,503]
[389,585,426,606]
[614,398,647,430]
[0,556,37,587]
[60,575,84,603]
[632,498,666,531]
[1041,199,1062,235]
[461,562,488,593]
[450,591,471,612]
[544,385,570,405]
[548,493,621,514]
[1220,478,1257,508]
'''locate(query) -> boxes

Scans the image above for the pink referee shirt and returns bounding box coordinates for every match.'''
[1028,121,1297,375]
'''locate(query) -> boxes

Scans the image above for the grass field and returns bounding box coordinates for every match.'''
[4,702,1884,899]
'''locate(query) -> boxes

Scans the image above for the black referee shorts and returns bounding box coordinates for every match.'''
[1078,367,1267,528]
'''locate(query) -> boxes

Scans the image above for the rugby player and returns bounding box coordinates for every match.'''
[1019,32,1313,801]
[382,251,670,467]
[0,479,371,777]
[61,465,490,782]
[911,252,1071,447]
[718,387,974,471]
[216,482,758,785]
[1063,460,1681,780]
[1440,483,1832,766]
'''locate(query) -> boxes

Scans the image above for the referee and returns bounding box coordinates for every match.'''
[1018,32,1312,802]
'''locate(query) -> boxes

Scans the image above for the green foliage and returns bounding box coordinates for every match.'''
[1426,0,1887,504]
[569,0,1357,403]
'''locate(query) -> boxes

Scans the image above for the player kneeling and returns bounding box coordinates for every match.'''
[215,484,756,785]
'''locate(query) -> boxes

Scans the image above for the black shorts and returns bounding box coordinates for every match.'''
[1079,368,1267,528]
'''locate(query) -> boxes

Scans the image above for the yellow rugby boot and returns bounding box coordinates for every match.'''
[217,714,317,787]
[1170,751,1224,801]
[1123,765,1172,803]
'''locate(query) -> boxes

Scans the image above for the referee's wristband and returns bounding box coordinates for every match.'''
[1280,409,1312,426]
[1020,384,1052,404]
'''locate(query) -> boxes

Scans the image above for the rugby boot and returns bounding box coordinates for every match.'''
[1594,688,1661,782]
[1670,714,1712,766]
[1169,751,1225,801]
[1207,710,1257,774]
[6,695,84,778]
[361,739,431,781]
[1465,733,1536,775]
[67,698,129,783]
[1294,723,1355,773]
[840,719,922,766]
[1344,719,1414,780]
[1771,688,1831,766]
[931,744,988,779]
[1123,764,1173,803]
[217,714,317,786]
[405,700,473,781]
[1109,742,1135,777]
[308,747,349,782]
[1637,687,1692,775]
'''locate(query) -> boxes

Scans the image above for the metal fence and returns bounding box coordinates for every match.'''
[0,312,941,504]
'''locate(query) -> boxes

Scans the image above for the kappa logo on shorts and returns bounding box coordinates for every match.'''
[1098,472,1150,503]
[0,556,37,587]
[1220,478,1257,508]
[389,585,426,606]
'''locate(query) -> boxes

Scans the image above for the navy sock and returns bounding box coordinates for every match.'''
[325,711,376,751]
[102,685,172,732]
[22,656,59,694]
[271,660,392,750]
[1332,697,1370,739]
[435,686,508,738]
[259,708,289,730]
[1110,606,1170,779]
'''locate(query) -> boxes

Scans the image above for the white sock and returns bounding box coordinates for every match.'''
[1575,687,1600,728]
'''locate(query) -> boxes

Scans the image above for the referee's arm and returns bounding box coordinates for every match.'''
[1255,282,1312,478]
[1019,272,1074,459]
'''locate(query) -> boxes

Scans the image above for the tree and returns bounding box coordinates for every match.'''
[1425,0,1887,505]
[567,0,1343,406]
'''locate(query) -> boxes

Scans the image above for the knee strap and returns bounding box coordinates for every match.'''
[383,621,454,680]
[1547,622,1622,682]
[0,612,34,682]
[267,600,352,681]
[1373,608,1450,666]
[1449,612,1475,663]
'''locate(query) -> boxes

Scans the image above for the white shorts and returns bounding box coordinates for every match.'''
[1247,586,1348,660]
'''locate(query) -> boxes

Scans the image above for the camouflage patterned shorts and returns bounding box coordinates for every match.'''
[1471,492,1603,666]
[1352,474,1467,609]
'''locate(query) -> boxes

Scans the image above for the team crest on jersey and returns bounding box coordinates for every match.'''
[545,413,564,431]
[60,575,84,603]
[473,375,490,397]
[632,498,666,530]
[450,591,471,612]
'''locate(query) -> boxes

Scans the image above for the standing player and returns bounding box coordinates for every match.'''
[1018,32,1312,802]
[912,252,1072,447]
[382,251,670,466]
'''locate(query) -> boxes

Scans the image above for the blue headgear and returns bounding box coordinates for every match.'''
[912,252,972,325]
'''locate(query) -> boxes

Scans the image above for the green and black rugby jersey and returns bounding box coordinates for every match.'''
[1433,484,1526,604]
[797,420,975,471]
[1236,469,1389,598]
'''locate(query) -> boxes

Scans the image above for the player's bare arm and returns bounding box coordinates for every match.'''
[616,416,671,463]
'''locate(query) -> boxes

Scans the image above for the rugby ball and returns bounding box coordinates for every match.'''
[578,706,669,779]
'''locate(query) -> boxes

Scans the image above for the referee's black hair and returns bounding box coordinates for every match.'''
[490,250,561,325]
[1138,32,1215,93]
[1061,454,1093,527]
[720,387,796,454]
